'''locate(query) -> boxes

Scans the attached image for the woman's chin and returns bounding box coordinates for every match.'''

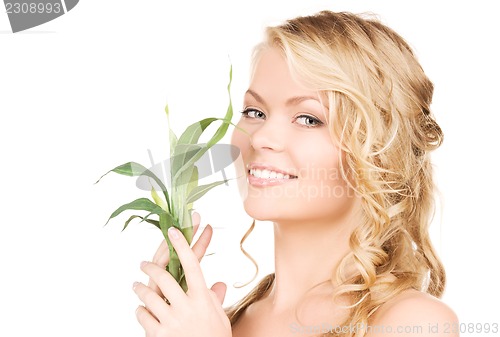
[242,199,276,222]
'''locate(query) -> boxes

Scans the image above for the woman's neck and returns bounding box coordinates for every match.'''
[266,212,359,312]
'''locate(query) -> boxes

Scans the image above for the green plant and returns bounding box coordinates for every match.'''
[95,66,242,292]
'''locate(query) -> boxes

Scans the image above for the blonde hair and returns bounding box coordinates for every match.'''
[226,11,445,336]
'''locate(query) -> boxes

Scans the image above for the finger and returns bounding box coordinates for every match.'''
[148,240,170,296]
[141,260,186,305]
[133,282,171,323]
[192,224,213,262]
[191,211,201,237]
[147,276,164,299]
[135,305,161,334]
[152,240,169,266]
[167,227,206,295]
[210,282,227,305]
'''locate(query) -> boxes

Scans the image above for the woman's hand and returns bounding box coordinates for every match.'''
[132,212,231,337]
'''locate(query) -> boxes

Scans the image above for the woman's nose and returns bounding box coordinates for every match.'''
[249,115,285,152]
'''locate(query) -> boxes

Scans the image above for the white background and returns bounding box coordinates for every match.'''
[1,1,499,336]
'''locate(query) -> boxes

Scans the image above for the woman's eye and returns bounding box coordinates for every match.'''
[241,108,266,119]
[295,115,323,127]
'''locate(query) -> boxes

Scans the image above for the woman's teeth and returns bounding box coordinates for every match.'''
[249,168,296,179]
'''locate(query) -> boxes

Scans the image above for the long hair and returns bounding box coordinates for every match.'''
[226,11,445,336]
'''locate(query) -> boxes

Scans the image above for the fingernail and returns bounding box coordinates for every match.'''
[135,305,142,316]
[168,226,180,240]
[132,281,140,290]
[192,212,200,221]
[140,261,148,268]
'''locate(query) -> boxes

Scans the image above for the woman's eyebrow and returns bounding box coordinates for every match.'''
[245,89,321,107]
[245,89,266,104]
[285,95,321,107]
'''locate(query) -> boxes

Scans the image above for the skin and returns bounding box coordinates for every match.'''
[133,47,458,337]
[133,213,231,337]
[230,47,362,314]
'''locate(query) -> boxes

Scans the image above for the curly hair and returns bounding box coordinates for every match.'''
[226,11,445,336]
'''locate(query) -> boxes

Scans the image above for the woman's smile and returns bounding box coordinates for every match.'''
[231,47,356,223]
[246,162,299,187]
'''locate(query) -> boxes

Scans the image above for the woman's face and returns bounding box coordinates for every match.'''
[231,47,357,226]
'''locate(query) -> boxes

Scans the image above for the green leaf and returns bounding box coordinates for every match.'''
[176,164,196,191]
[151,186,168,211]
[177,117,218,146]
[171,67,235,182]
[165,104,178,156]
[169,129,178,156]
[100,65,238,295]
[180,207,194,245]
[172,165,195,232]
[208,65,234,147]
[96,162,171,213]
[104,198,164,226]
[185,166,199,210]
[185,179,229,204]
[171,143,203,183]
[122,214,160,231]
[171,119,216,182]
[159,211,175,239]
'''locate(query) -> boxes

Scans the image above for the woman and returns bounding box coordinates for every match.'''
[132,11,458,337]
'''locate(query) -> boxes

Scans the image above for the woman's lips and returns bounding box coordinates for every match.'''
[247,169,298,187]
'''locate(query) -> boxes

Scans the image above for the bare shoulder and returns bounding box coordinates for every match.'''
[366,289,459,337]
